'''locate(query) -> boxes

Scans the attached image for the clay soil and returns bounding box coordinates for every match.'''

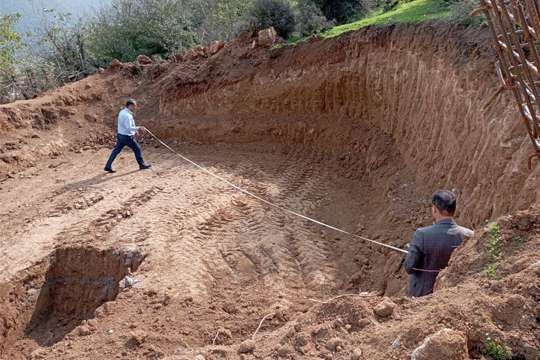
[0,24,539,359]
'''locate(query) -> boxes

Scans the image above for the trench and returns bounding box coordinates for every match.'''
[0,247,145,353]
[0,24,539,358]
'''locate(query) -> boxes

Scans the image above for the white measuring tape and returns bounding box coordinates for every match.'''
[144,128,409,255]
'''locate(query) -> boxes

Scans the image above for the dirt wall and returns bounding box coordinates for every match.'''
[147,24,537,228]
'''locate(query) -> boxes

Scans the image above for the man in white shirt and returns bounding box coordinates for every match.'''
[104,99,151,173]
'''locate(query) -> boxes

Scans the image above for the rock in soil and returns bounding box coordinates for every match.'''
[373,298,396,318]
[410,328,469,360]
[238,339,256,354]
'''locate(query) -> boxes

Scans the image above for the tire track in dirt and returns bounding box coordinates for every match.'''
[263,156,336,294]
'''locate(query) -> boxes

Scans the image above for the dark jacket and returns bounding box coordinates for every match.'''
[404,219,472,297]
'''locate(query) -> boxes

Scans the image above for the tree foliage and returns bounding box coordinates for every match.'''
[86,0,203,65]
[311,0,369,23]
[38,10,93,81]
[199,0,255,42]
[296,0,333,36]
[0,14,24,74]
[248,0,296,38]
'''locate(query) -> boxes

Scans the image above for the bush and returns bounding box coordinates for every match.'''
[199,0,255,42]
[1,10,94,103]
[86,0,202,65]
[296,0,333,36]
[248,0,296,38]
[312,0,370,23]
[0,14,24,73]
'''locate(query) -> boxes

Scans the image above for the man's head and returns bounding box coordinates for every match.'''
[126,99,137,111]
[431,190,457,220]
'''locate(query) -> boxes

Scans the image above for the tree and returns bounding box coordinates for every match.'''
[311,0,369,23]
[199,0,255,42]
[86,0,203,64]
[296,0,332,36]
[38,10,93,81]
[0,14,24,74]
[248,0,296,39]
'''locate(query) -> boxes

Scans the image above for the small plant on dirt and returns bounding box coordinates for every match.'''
[484,222,503,278]
[484,337,511,360]
[485,263,498,278]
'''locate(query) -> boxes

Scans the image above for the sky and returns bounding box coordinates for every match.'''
[0,0,110,34]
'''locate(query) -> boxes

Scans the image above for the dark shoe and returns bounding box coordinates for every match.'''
[139,164,152,170]
[104,167,116,173]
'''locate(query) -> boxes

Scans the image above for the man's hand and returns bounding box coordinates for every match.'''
[138,126,147,132]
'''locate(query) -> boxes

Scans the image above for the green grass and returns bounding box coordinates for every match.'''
[279,0,462,48]
[484,337,512,360]
[322,0,452,38]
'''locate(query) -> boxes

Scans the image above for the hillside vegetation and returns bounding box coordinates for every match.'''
[0,0,476,104]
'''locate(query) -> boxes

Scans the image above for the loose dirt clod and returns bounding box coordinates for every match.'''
[238,339,256,354]
[410,328,469,360]
[373,298,396,318]
[326,337,345,351]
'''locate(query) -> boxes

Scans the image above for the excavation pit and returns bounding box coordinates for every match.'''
[22,247,145,347]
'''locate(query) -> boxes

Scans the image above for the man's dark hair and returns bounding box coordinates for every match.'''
[126,99,137,107]
[432,190,457,215]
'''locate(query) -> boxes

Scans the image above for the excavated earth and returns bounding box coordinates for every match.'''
[0,24,539,359]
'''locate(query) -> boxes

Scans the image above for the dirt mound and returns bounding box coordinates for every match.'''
[0,23,539,359]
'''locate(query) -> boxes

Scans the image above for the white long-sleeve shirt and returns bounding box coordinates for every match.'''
[117,108,139,136]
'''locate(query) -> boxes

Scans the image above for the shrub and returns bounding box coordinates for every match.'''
[312,0,371,23]
[0,14,24,73]
[248,0,296,38]
[296,0,333,36]
[199,0,255,42]
[86,0,202,65]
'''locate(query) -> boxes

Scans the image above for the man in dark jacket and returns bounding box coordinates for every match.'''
[404,190,473,297]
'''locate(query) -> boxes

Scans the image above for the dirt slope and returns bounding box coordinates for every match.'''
[0,24,538,359]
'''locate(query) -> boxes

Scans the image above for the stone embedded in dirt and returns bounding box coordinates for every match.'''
[109,59,123,70]
[411,328,469,360]
[87,319,98,329]
[208,40,225,56]
[77,325,91,336]
[258,27,278,48]
[351,348,363,360]
[184,46,208,61]
[128,330,148,347]
[193,355,205,360]
[373,298,396,318]
[238,339,256,354]
[276,345,293,358]
[137,54,153,65]
[326,337,344,352]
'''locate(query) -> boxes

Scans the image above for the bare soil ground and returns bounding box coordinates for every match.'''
[0,24,539,359]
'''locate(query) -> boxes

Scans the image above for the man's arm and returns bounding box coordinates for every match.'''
[404,230,424,274]
[128,114,140,133]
